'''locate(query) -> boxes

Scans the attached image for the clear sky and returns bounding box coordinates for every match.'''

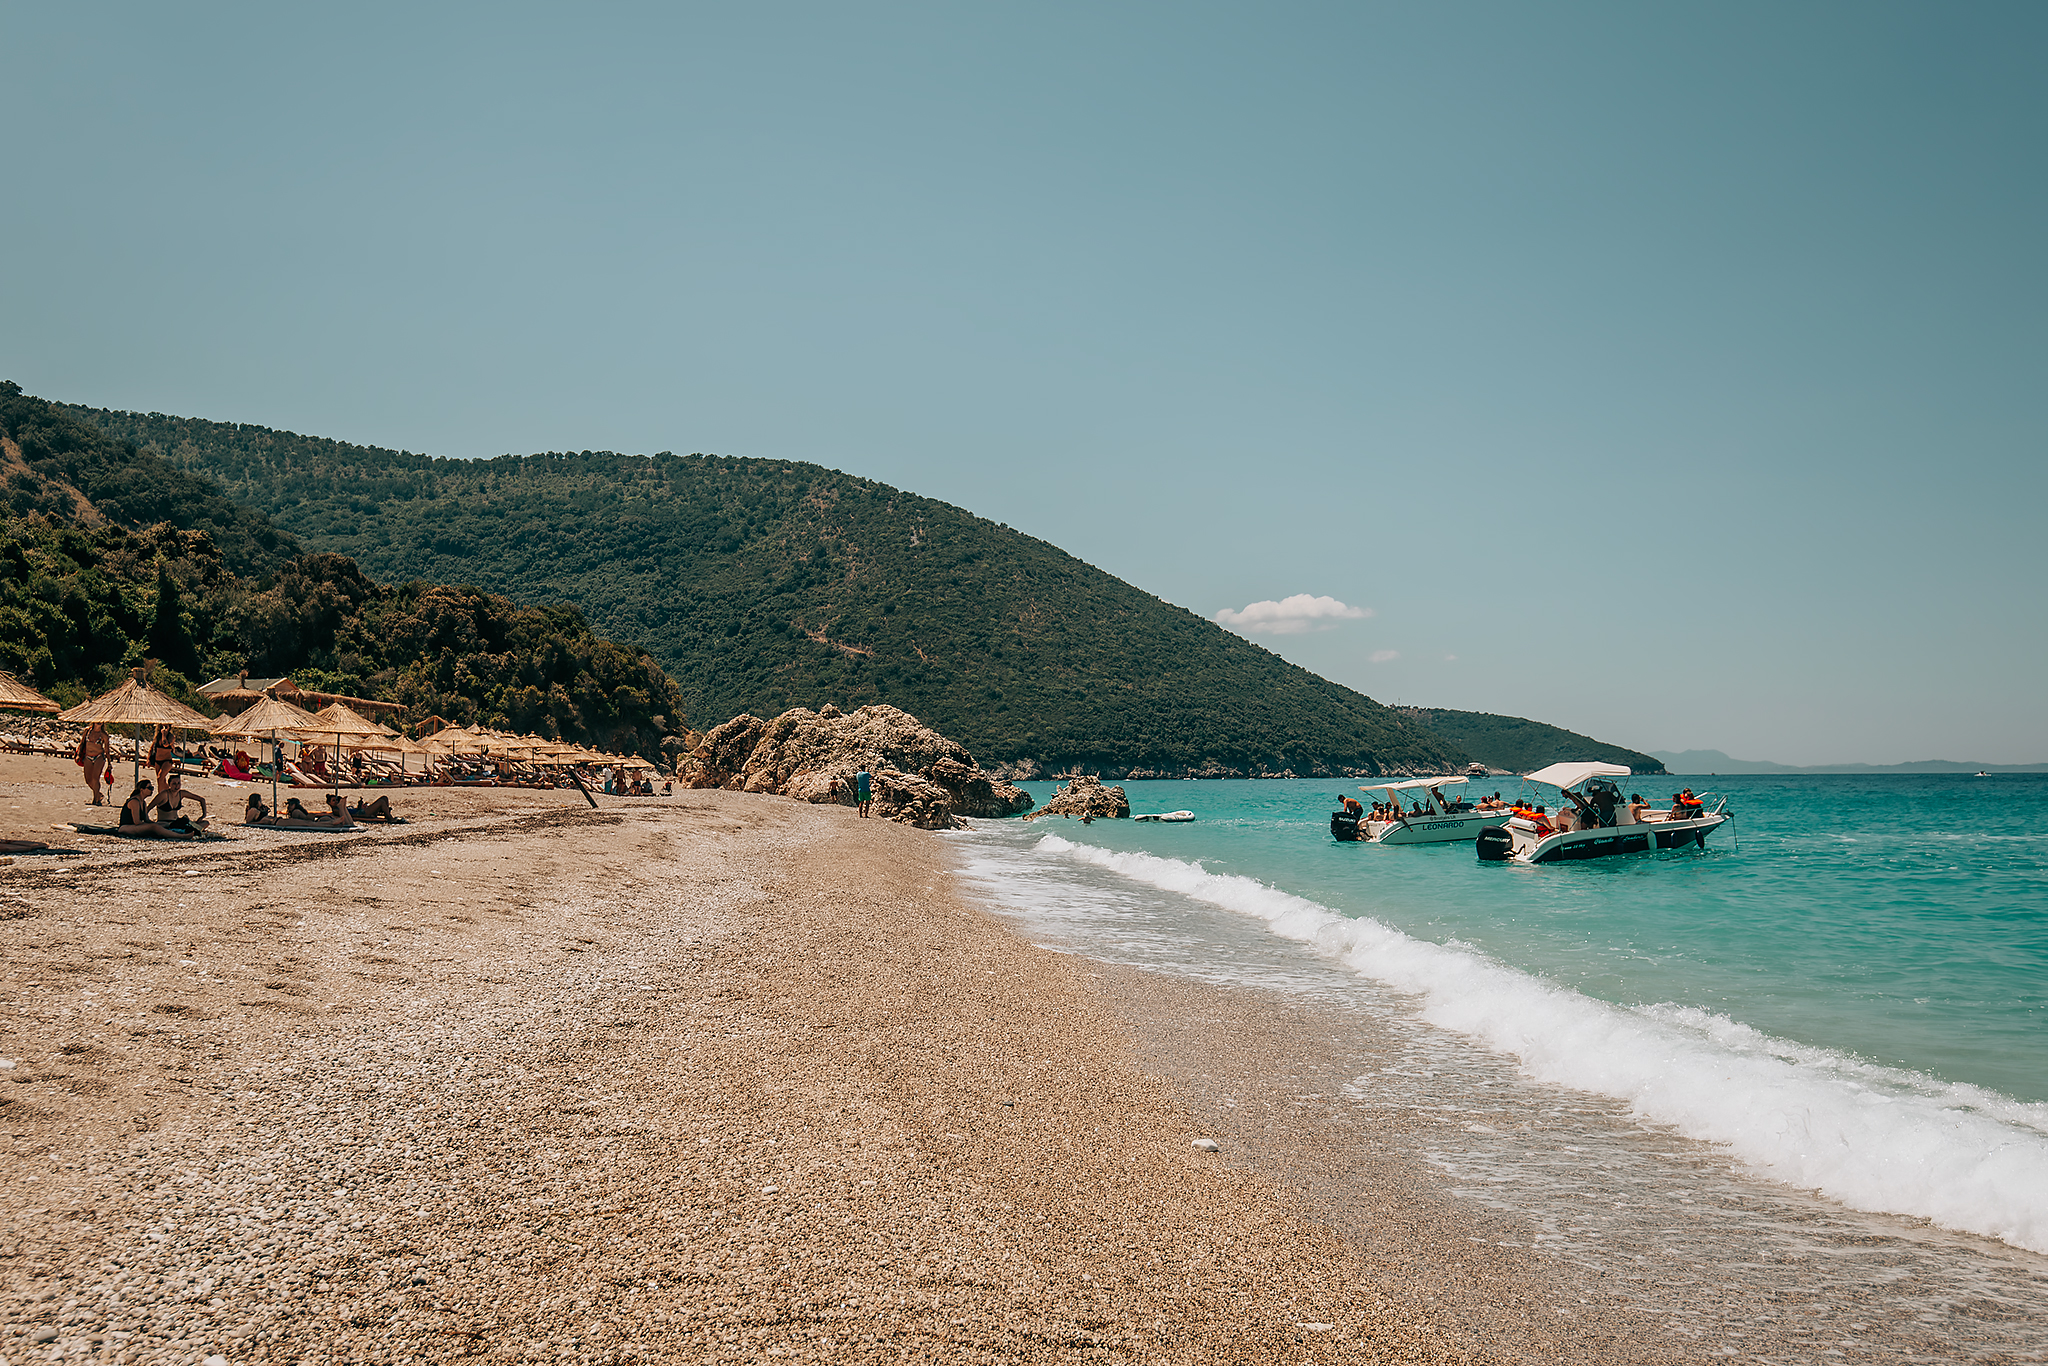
[5,2,2044,764]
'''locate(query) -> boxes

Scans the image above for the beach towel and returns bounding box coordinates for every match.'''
[66,823,230,843]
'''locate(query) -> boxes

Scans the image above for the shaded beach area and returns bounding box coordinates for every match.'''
[4,754,2045,1363]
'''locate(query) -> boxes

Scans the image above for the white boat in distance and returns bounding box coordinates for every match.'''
[1477,762,1731,864]
[1359,776,1499,844]
[1134,810,1195,823]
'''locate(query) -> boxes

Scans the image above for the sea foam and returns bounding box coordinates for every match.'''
[1030,833,2048,1254]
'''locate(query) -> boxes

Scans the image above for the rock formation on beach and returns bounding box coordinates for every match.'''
[679,703,1033,829]
[1021,774,1130,822]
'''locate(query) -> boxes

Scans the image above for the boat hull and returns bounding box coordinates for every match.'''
[1482,813,1729,864]
[1370,810,1501,844]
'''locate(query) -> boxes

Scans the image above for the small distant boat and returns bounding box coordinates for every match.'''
[1462,762,1489,778]
[1134,810,1195,823]
[1975,771,1990,777]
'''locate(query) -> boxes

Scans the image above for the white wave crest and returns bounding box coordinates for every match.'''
[1032,833,2048,1254]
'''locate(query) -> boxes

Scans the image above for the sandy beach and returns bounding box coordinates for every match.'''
[0,752,1617,1365]
[17,755,2038,1363]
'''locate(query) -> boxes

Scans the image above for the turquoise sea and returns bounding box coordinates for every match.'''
[951,773,2048,1258]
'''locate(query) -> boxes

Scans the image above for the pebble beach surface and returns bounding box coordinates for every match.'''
[3,757,1656,1363]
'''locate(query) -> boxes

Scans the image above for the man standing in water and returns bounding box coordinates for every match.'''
[854,767,873,818]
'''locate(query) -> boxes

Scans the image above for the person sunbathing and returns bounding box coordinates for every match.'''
[149,774,209,831]
[245,792,270,823]
[117,781,195,840]
[349,794,395,823]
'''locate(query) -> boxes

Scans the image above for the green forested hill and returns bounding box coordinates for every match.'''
[68,403,1466,775]
[1398,708,1665,775]
[0,386,679,751]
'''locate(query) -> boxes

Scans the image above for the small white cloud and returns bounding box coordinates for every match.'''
[1370,649,1400,663]
[1443,653,1458,662]
[1214,594,1372,636]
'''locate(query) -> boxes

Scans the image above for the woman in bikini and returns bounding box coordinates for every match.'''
[118,781,193,839]
[147,725,178,794]
[78,723,112,804]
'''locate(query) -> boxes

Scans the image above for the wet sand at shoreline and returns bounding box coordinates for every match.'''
[3,753,2034,1363]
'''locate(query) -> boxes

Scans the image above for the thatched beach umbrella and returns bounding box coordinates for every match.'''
[298,703,398,794]
[0,672,60,715]
[58,669,215,788]
[211,693,322,809]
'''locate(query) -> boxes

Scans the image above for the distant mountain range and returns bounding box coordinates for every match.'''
[1651,749,2048,775]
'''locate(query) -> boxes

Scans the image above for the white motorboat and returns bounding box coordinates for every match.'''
[1476,762,1730,864]
[1134,810,1195,823]
[1357,776,1500,844]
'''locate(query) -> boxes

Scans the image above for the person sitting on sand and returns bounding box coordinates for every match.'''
[284,796,316,821]
[77,723,113,805]
[349,794,395,823]
[245,792,270,823]
[150,773,209,830]
[118,781,194,839]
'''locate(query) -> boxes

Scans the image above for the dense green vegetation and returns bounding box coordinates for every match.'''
[3,382,297,575]
[1398,708,1665,775]
[71,404,1469,775]
[0,388,679,752]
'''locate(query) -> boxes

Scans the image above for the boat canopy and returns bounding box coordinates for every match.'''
[1358,776,1470,794]
[1524,761,1632,791]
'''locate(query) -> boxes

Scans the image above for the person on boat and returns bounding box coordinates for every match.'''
[1339,795,1363,819]
[1527,804,1554,834]
[118,781,193,839]
[1628,793,1650,823]
[77,723,112,805]
[1678,788,1704,816]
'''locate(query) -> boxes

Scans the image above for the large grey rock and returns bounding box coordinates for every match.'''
[1021,775,1130,822]
[677,704,1033,828]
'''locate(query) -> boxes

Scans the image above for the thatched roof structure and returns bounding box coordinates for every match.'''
[302,702,397,740]
[0,672,59,714]
[57,672,212,729]
[210,694,321,740]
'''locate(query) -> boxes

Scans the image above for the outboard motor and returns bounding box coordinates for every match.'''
[1475,825,1515,862]
[1330,811,1363,842]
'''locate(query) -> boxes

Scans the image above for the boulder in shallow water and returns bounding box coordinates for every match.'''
[1021,774,1130,822]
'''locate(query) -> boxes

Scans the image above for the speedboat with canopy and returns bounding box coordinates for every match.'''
[1476,762,1730,864]
[1331,776,1498,844]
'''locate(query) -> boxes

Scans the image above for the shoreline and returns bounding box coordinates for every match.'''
[5,761,1499,1363]
[6,756,2041,1361]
